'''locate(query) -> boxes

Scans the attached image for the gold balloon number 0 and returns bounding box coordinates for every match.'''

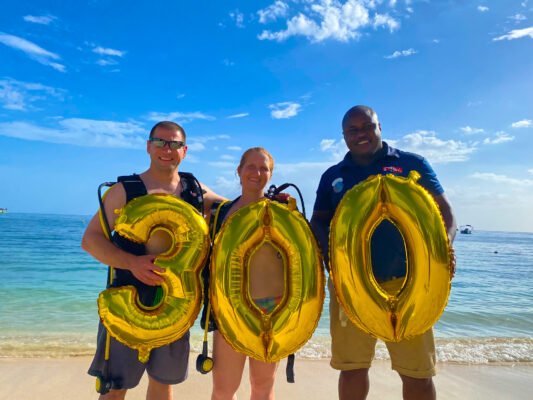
[98,194,209,362]
[210,199,325,362]
[329,171,452,342]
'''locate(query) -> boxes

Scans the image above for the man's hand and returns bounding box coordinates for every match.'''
[450,247,456,279]
[274,192,291,203]
[127,254,166,286]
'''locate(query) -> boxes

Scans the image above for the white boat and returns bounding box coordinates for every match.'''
[460,224,473,234]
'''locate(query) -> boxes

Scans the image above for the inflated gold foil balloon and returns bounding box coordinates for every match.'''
[210,199,325,362]
[329,171,452,342]
[98,194,209,362]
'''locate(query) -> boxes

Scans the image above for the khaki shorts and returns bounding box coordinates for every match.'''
[329,280,436,379]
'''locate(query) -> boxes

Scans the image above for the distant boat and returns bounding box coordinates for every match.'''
[460,224,473,234]
[0,208,7,214]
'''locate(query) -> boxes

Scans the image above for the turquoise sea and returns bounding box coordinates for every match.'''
[1,213,532,364]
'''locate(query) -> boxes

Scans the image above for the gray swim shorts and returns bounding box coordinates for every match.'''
[88,323,190,389]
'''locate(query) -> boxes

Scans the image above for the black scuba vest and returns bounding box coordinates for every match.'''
[110,172,204,306]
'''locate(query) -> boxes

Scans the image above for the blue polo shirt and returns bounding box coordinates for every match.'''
[313,141,444,281]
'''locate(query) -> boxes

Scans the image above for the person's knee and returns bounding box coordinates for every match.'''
[340,368,369,383]
[147,375,172,399]
[339,369,370,400]
[249,372,275,395]
[400,375,435,399]
[99,388,127,400]
[212,377,241,400]
[400,375,433,388]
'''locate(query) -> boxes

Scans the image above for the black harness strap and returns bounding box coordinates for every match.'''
[179,171,204,214]
[117,174,147,202]
[209,200,234,235]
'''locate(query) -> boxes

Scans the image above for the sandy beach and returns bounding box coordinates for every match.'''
[0,355,530,400]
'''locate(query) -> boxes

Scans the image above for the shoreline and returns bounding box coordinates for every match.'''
[1,354,532,368]
[1,334,532,364]
[0,355,531,400]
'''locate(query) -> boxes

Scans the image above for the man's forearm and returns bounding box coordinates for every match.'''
[82,231,134,271]
[311,215,330,268]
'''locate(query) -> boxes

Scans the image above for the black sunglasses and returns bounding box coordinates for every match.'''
[149,138,186,150]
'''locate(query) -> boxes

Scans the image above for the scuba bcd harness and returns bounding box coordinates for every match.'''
[94,172,204,394]
[197,182,306,383]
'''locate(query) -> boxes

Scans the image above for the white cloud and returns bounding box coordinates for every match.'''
[258,1,289,24]
[319,138,348,161]
[96,59,119,66]
[186,142,206,151]
[528,168,533,175]
[177,93,185,99]
[230,10,245,28]
[387,130,477,163]
[145,111,215,124]
[186,135,231,152]
[373,13,400,32]
[493,26,533,41]
[509,14,526,22]
[208,161,236,168]
[92,46,126,57]
[384,48,417,59]
[227,113,249,119]
[0,78,65,111]
[0,119,146,148]
[470,172,533,187]
[483,131,515,145]
[227,145,242,151]
[222,59,235,67]
[274,161,333,213]
[23,15,56,25]
[269,102,302,119]
[183,134,231,152]
[477,6,489,12]
[258,13,321,41]
[258,0,397,43]
[511,119,532,128]
[0,83,25,111]
[190,135,229,143]
[0,33,65,72]
[221,154,235,160]
[210,176,241,200]
[460,126,485,134]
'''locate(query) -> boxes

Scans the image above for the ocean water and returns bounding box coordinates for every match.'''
[0,213,532,364]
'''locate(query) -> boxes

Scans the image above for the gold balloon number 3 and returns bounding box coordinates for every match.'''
[329,171,452,342]
[210,199,325,362]
[98,194,209,362]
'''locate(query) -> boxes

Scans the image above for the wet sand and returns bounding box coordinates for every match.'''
[0,356,530,399]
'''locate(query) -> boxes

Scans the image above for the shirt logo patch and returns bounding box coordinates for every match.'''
[332,177,344,193]
[383,166,403,174]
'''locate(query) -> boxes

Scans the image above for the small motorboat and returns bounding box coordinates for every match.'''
[460,224,473,234]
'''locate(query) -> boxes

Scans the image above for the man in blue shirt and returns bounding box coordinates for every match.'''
[311,105,456,400]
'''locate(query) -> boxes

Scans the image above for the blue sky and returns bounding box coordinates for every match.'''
[1,0,532,232]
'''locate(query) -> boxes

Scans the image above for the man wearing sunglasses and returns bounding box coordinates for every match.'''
[311,105,456,400]
[82,121,225,399]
